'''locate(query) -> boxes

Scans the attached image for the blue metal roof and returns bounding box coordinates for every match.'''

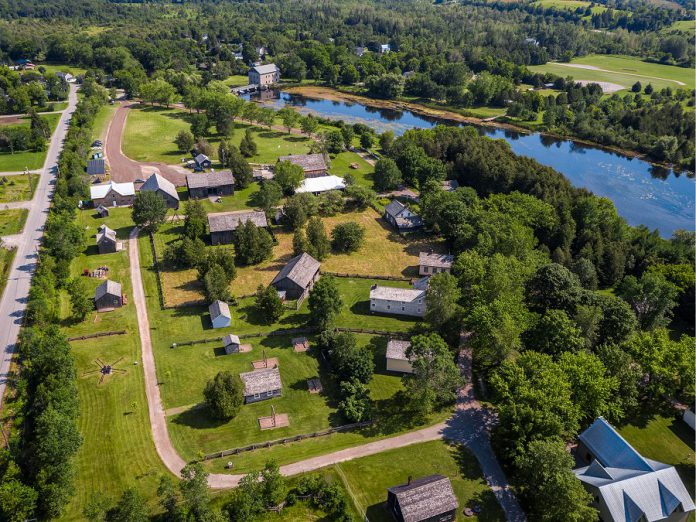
[578,417,653,472]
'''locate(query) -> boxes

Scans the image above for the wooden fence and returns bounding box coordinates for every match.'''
[172,327,317,348]
[201,420,373,461]
[67,330,127,342]
[323,272,411,282]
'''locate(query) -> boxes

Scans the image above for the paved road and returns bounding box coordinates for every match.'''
[105,103,188,186]
[0,84,78,409]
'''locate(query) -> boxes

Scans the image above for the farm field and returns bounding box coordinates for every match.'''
[0,208,28,235]
[122,106,313,165]
[334,440,505,521]
[0,172,38,202]
[155,206,442,305]
[529,54,695,92]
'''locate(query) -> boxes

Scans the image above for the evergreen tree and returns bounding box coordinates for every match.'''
[255,284,284,324]
[203,371,243,420]
[239,128,257,157]
[305,216,330,260]
[204,264,231,303]
[234,220,273,265]
[132,191,167,233]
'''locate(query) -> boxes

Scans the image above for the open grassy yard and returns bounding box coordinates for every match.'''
[0,113,62,172]
[123,106,313,165]
[619,412,695,495]
[0,172,38,202]
[529,55,695,92]
[334,440,505,521]
[329,152,374,187]
[156,207,443,305]
[35,63,88,76]
[91,102,118,143]
[222,74,249,87]
[177,183,261,215]
[0,208,28,235]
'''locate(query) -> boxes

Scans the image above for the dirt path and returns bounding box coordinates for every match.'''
[106,103,188,186]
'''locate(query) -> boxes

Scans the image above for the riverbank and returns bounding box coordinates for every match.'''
[283,85,690,175]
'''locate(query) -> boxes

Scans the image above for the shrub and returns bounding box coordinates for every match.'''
[331,222,365,253]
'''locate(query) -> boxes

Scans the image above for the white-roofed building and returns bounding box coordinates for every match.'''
[249,63,280,86]
[90,181,135,208]
[574,417,695,522]
[369,284,426,317]
[386,339,413,373]
[294,175,346,194]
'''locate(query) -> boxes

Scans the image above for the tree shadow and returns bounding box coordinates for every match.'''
[171,405,228,429]
[365,502,390,522]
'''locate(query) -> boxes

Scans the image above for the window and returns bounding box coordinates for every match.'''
[401,307,405,311]
[418,299,422,304]
[417,308,421,313]
[371,302,375,308]
[253,393,260,399]
[266,391,273,397]
[423,266,429,273]
[387,305,391,310]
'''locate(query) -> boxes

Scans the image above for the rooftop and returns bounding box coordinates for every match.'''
[239,367,281,396]
[208,210,268,233]
[95,279,121,300]
[295,175,345,194]
[278,153,327,173]
[272,253,320,289]
[186,170,235,189]
[141,173,179,201]
[209,300,231,320]
[90,181,135,200]
[370,285,425,303]
[386,339,411,361]
[97,224,117,243]
[419,252,454,269]
[87,158,105,175]
[223,334,241,346]
[251,63,279,75]
[388,475,459,522]
[385,199,407,218]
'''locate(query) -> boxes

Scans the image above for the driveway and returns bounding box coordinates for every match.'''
[0,84,79,409]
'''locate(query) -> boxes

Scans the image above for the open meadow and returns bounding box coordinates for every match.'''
[0,172,38,202]
[0,208,28,235]
[0,112,62,172]
[529,54,695,92]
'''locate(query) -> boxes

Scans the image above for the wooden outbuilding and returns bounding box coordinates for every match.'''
[270,253,320,301]
[278,154,328,178]
[239,367,282,404]
[96,224,118,254]
[386,475,459,522]
[90,181,135,208]
[94,280,123,312]
[385,339,413,374]
[186,170,235,199]
[140,173,180,209]
[223,334,241,354]
[208,210,268,245]
[209,300,231,329]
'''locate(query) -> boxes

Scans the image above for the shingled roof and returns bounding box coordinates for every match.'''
[271,253,320,290]
[186,170,235,189]
[95,280,121,301]
[97,224,117,244]
[370,285,425,303]
[251,63,279,75]
[385,199,407,219]
[208,210,268,233]
[87,159,105,175]
[278,153,327,173]
[419,252,454,269]
[209,300,231,321]
[386,339,411,361]
[388,475,459,522]
[141,173,179,201]
[239,367,281,396]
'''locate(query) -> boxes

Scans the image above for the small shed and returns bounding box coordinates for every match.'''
[86,159,106,176]
[194,154,212,170]
[387,475,459,522]
[386,339,413,374]
[209,300,231,329]
[271,252,320,300]
[96,224,118,254]
[223,334,241,354]
[94,280,123,312]
[96,205,109,218]
[208,210,268,245]
[239,367,282,403]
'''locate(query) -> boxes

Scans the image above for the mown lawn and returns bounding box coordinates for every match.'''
[329,152,374,187]
[0,112,62,171]
[529,54,694,92]
[0,172,38,202]
[334,440,505,521]
[155,206,443,305]
[123,106,312,165]
[619,412,695,496]
[178,184,261,215]
[91,102,118,143]
[0,208,28,235]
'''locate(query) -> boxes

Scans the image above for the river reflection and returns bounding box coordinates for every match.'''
[250,90,694,236]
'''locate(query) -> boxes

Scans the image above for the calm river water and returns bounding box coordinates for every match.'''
[254,91,695,237]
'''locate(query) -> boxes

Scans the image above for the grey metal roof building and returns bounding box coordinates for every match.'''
[271,253,320,300]
[140,173,180,208]
[574,417,695,522]
[239,367,282,403]
[208,210,268,233]
[387,474,459,522]
[209,300,231,329]
[186,170,235,190]
[94,280,123,311]
[384,200,423,231]
[86,159,105,176]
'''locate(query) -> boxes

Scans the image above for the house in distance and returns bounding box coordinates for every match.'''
[271,252,320,301]
[239,367,282,403]
[386,474,459,522]
[140,173,180,209]
[209,300,231,329]
[186,170,235,199]
[573,417,695,522]
[208,210,268,245]
[94,280,123,312]
[248,63,280,86]
[384,200,423,231]
[194,153,212,170]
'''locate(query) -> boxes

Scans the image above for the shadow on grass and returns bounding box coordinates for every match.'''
[171,405,228,430]
[365,502,389,522]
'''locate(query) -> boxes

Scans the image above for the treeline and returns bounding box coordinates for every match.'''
[0,80,108,520]
[0,66,69,115]
[377,124,694,518]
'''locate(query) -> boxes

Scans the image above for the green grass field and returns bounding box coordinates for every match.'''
[0,113,62,172]
[123,106,313,165]
[35,63,88,76]
[0,172,38,202]
[0,208,28,235]
[91,103,118,143]
[334,440,505,521]
[329,152,374,187]
[529,54,695,92]
[533,0,607,13]
[222,75,249,87]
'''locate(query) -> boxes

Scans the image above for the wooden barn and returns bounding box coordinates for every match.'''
[386,475,459,522]
[94,280,123,312]
[208,210,268,245]
[270,253,320,301]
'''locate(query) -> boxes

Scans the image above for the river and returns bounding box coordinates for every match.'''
[252,90,695,237]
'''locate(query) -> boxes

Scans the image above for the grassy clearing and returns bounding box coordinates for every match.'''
[123,106,312,165]
[91,103,118,143]
[36,63,88,76]
[222,75,250,87]
[0,208,28,235]
[157,207,442,305]
[0,113,62,172]
[0,172,38,202]
[619,412,695,495]
[0,246,17,299]
[334,440,505,521]
[177,183,261,215]
[529,54,695,92]
[329,152,374,187]
[533,0,607,13]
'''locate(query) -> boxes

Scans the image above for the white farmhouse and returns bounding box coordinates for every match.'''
[369,285,426,318]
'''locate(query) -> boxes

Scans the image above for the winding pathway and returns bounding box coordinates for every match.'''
[127,227,524,519]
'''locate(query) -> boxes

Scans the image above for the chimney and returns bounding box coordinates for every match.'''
[407,475,412,485]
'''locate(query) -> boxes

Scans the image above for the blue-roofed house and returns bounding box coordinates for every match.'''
[574,417,695,522]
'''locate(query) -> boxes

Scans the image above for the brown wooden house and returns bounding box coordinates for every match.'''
[386,475,459,522]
